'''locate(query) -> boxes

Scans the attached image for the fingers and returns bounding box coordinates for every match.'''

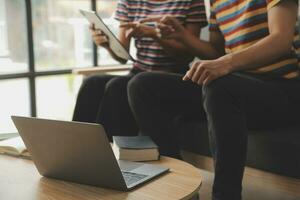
[140,17,162,23]
[183,59,227,85]
[126,27,143,39]
[182,61,210,85]
[197,70,209,85]
[120,22,139,29]
[121,22,142,38]
[191,65,204,83]
[203,75,214,86]
[182,73,190,81]
[161,16,183,31]
[183,62,198,81]
[157,23,174,38]
[189,62,201,81]
[94,35,108,45]
[126,28,135,39]
[91,28,108,46]
[89,23,95,30]
[92,29,103,37]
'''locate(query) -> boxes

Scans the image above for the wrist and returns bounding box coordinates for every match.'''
[103,44,111,51]
[218,54,236,73]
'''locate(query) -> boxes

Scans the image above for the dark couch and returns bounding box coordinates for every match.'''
[176,119,300,179]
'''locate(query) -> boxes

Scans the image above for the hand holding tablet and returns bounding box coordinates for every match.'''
[80,9,135,61]
[89,24,109,48]
[120,21,162,39]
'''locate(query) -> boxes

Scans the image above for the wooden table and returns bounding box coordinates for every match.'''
[0,155,201,200]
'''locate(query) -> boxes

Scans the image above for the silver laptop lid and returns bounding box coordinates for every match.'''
[11,116,127,190]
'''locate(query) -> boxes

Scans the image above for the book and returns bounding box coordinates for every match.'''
[0,136,30,158]
[0,132,19,141]
[112,136,159,162]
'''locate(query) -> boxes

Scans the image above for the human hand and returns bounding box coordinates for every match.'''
[90,23,109,49]
[183,57,234,85]
[140,16,187,40]
[120,22,158,39]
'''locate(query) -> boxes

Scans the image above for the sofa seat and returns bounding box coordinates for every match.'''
[176,120,300,179]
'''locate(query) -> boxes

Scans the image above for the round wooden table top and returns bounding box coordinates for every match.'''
[0,155,202,200]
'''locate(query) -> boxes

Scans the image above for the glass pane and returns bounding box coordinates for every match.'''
[97,0,119,65]
[36,74,82,121]
[0,0,28,74]
[0,79,30,133]
[32,0,93,71]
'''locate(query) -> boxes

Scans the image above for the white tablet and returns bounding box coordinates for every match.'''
[80,9,135,62]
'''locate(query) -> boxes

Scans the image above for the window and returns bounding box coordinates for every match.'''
[32,0,93,70]
[1,1,299,134]
[36,74,82,120]
[0,79,30,133]
[0,0,118,134]
[0,0,28,74]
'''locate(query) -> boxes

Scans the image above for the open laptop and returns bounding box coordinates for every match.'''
[11,116,169,191]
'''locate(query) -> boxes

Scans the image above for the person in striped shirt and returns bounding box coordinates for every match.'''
[72,0,208,140]
[127,0,299,199]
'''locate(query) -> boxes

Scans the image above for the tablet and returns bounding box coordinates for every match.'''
[80,9,135,62]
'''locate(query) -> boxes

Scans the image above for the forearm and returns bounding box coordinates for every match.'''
[181,33,224,59]
[223,0,298,72]
[224,33,294,72]
[181,34,293,86]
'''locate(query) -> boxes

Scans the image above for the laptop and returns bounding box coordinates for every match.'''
[79,9,135,62]
[11,116,169,191]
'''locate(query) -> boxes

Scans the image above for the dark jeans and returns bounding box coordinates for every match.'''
[127,71,300,200]
[73,68,141,140]
[128,71,206,158]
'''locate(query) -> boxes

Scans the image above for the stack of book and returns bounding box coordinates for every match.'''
[112,136,159,162]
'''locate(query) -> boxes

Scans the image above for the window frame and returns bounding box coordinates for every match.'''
[0,0,105,118]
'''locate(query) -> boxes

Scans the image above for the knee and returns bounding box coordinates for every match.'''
[127,72,154,99]
[202,75,235,113]
[81,75,97,88]
[105,77,127,96]
[81,75,106,90]
[78,75,106,95]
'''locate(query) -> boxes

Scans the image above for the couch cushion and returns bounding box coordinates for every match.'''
[176,120,300,178]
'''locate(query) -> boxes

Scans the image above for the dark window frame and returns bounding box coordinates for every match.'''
[0,0,100,118]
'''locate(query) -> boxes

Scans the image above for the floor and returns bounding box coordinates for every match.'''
[181,151,300,200]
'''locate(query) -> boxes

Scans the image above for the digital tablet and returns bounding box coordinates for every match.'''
[80,9,135,62]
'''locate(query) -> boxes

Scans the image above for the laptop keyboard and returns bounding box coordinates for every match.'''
[122,171,148,186]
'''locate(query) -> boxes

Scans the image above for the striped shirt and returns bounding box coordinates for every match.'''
[115,0,207,72]
[209,0,300,79]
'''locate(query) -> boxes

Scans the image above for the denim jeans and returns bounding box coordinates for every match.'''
[127,71,300,200]
[72,68,141,140]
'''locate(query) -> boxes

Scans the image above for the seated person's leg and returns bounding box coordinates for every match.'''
[128,71,206,158]
[97,75,138,141]
[73,75,115,123]
[202,73,300,200]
